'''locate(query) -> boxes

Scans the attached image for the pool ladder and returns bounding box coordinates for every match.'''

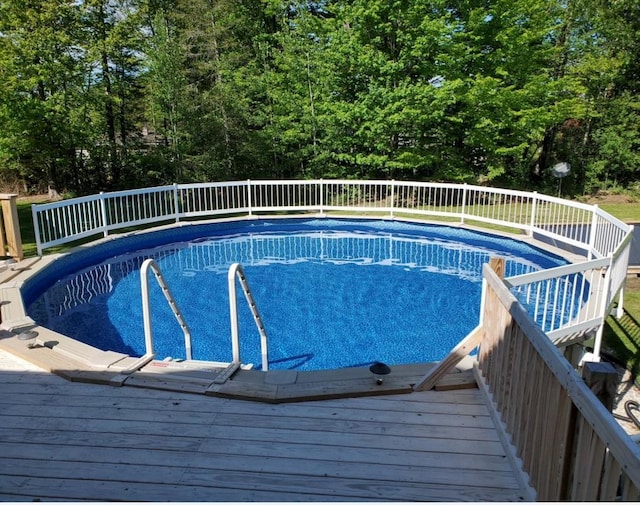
[228,263,270,371]
[134,259,269,373]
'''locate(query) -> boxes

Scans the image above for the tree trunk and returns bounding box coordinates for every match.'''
[306,52,318,158]
[98,3,119,187]
[101,49,119,186]
[209,13,234,175]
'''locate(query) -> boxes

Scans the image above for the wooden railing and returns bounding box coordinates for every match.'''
[475,261,640,501]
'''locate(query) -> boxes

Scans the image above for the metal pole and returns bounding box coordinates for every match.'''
[140,259,156,357]
[228,263,241,364]
[228,262,269,370]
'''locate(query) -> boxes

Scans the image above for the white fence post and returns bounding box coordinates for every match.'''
[319,179,324,215]
[247,179,253,216]
[99,191,108,237]
[592,260,614,361]
[615,286,625,319]
[31,204,43,257]
[173,183,180,223]
[588,205,600,260]
[528,191,538,237]
[461,183,468,224]
[390,180,395,218]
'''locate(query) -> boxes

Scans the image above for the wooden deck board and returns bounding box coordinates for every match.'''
[0,350,530,502]
[0,389,492,416]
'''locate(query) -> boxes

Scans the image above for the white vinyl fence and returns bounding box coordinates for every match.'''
[32,179,634,354]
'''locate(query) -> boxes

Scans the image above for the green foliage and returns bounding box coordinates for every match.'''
[0,0,638,195]
[586,94,640,191]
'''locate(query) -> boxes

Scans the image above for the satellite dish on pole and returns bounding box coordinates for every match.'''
[552,162,571,178]
[551,162,571,196]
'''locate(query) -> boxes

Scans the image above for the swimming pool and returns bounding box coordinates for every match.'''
[25,218,569,371]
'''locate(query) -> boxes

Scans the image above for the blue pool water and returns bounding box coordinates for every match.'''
[25,218,569,371]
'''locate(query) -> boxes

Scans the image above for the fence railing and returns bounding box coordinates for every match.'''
[477,263,640,501]
[505,258,611,347]
[32,180,632,255]
[31,180,634,350]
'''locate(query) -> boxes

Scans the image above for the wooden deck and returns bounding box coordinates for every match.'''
[0,350,531,502]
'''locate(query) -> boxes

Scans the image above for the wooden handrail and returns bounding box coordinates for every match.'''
[478,263,640,501]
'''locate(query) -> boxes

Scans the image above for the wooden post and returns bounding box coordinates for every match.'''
[0,206,6,255]
[0,194,24,260]
[413,257,506,392]
[582,361,618,412]
[563,343,585,369]
[489,256,505,279]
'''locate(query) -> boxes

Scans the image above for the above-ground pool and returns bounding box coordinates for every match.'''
[25,218,569,371]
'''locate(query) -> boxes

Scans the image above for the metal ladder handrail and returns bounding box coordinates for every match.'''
[140,258,193,361]
[228,262,270,371]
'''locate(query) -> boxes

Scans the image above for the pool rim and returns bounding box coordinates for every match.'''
[23,215,576,369]
[0,213,588,376]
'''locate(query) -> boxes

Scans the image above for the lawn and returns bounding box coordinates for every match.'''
[17,199,39,257]
[598,203,640,223]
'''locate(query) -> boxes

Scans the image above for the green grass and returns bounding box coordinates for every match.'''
[602,284,640,383]
[17,201,38,257]
[599,203,640,223]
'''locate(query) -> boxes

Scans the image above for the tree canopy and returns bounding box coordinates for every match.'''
[0,0,638,196]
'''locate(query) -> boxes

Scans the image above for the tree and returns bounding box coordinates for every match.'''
[1,0,638,195]
[0,0,84,192]
[259,2,336,178]
[579,0,640,192]
[80,0,147,190]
